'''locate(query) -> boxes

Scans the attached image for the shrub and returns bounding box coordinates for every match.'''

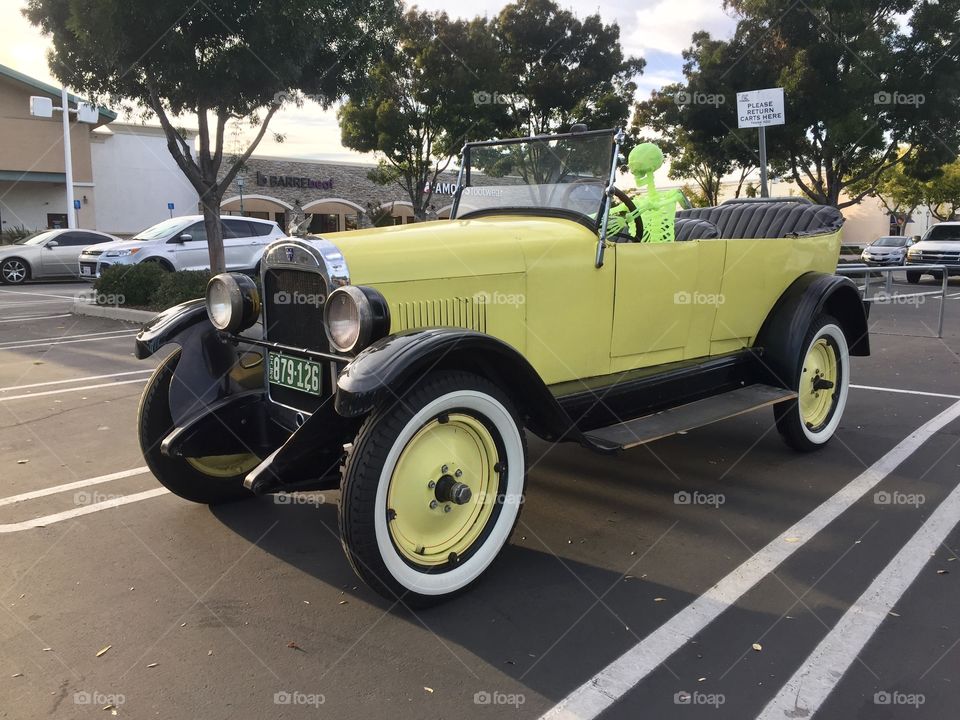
[93,264,212,310]
[1,225,36,245]
[95,263,166,308]
[151,270,211,310]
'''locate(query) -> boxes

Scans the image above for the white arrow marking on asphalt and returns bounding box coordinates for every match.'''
[539,399,960,720]
[757,475,960,719]
[0,488,169,533]
[0,467,150,507]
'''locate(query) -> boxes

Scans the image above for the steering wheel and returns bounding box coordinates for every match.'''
[609,187,644,241]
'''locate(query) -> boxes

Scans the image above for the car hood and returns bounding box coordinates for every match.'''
[82,240,143,253]
[0,243,38,257]
[315,216,596,285]
[912,240,960,252]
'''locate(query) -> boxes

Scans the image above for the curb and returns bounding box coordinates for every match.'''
[71,301,158,324]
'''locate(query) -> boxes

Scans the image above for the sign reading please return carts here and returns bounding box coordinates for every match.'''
[737,88,785,128]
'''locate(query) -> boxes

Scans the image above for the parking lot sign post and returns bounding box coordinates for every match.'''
[737,88,785,198]
[167,202,175,218]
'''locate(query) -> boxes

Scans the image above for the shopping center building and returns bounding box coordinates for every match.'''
[0,62,933,246]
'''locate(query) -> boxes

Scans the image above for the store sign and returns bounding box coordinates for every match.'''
[425,181,461,196]
[736,88,785,128]
[256,171,334,190]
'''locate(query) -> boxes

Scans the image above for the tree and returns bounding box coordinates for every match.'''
[339,10,503,221]
[714,0,960,208]
[927,159,960,221]
[26,0,397,272]
[492,0,644,138]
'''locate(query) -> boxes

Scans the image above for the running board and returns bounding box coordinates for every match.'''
[584,384,797,451]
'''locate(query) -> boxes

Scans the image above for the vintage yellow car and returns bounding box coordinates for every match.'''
[134,128,868,605]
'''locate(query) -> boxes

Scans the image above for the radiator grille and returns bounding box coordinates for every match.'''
[392,297,487,332]
[263,268,330,411]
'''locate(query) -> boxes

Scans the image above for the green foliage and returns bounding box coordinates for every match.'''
[638,0,960,208]
[94,263,167,308]
[27,0,398,271]
[94,265,211,310]
[927,159,960,221]
[0,225,35,245]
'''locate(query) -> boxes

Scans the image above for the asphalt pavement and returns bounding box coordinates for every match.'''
[0,276,959,720]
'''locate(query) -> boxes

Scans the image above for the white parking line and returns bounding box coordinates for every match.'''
[0,314,72,323]
[0,467,150,507]
[0,378,147,402]
[0,328,137,347]
[757,477,960,719]
[0,333,138,352]
[0,369,154,393]
[0,288,81,300]
[0,488,169,533]
[851,384,960,400]
[0,299,71,308]
[539,399,960,720]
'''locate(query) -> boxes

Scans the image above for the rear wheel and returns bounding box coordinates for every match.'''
[775,315,850,452]
[906,270,921,284]
[0,258,29,285]
[138,350,259,504]
[339,371,526,606]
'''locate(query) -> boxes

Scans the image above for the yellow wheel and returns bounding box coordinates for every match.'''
[340,371,526,606]
[776,315,849,451]
[186,453,260,478]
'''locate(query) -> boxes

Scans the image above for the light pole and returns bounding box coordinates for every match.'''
[29,90,98,229]
[237,176,245,215]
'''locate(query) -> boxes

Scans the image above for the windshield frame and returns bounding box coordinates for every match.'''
[923,224,960,242]
[450,128,621,233]
[14,230,59,246]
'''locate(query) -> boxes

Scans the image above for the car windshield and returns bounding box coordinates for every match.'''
[132,217,188,240]
[924,225,960,241]
[872,237,907,247]
[14,230,58,246]
[452,130,616,223]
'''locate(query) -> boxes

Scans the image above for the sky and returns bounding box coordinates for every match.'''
[0,0,738,162]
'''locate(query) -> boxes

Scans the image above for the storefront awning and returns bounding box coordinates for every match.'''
[0,170,67,183]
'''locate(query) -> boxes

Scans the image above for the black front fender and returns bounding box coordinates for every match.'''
[756,272,870,388]
[335,328,579,443]
[134,300,208,359]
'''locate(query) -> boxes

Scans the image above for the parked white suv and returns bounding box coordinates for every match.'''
[78,215,286,278]
[905,221,960,283]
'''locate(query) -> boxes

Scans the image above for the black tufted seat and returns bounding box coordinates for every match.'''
[676,201,843,239]
[674,217,719,241]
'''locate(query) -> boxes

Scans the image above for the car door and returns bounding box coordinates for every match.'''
[167,222,210,270]
[40,232,89,277]
[222,219,260,270]
[609,239,727,367]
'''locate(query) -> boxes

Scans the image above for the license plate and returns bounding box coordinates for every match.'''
[80,266,92,276]
[268,353,324,396]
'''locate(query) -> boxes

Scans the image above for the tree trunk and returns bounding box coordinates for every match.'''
[200,188,226,274]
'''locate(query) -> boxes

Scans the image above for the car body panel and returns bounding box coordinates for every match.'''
[0,229,120,281]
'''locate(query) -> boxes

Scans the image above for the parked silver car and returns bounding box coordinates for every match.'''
[860,235,912,266]
[0,229,120,285]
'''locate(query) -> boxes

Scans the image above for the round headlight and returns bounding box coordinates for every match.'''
[205,273,261,333]
[324,285,390,353]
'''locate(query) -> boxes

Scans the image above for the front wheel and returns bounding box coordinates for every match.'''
[138,350,259,504]
[906,270,921,284]
[339,371,527,606]
[774,315,850,452]
[0,258,29,285]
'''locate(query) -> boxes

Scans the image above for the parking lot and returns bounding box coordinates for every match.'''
[1,276,959,719]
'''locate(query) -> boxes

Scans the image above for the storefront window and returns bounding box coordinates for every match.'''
[274,212,286,230]
[344,213,360,231]
[47,213,68,229]
[308,213,340,234]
